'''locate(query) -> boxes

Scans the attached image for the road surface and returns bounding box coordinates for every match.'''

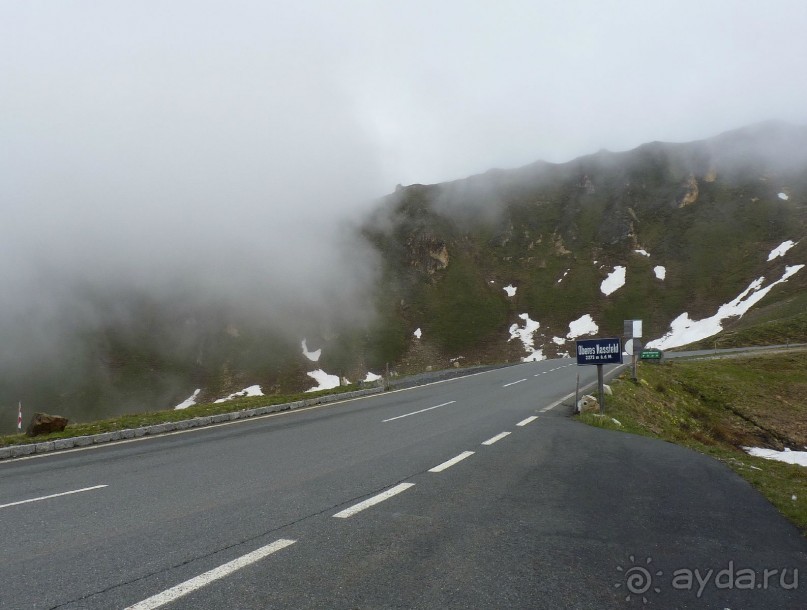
[1,358,805,609]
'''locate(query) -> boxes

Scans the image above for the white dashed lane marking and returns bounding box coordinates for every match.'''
[124,539,296,610]
[503,379,527,387]
[333,483,415,518]
[516,416,538,427]
[481,432,511,446]
[429,451,475,473]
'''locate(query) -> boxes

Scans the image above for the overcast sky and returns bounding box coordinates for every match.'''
[2,1,806,346]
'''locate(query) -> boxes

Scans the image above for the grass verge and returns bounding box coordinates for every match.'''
[578,350,807,534]
[0,384,368,448]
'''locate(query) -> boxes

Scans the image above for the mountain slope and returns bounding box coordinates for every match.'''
[2,122,805,433]
[363,121,807,367]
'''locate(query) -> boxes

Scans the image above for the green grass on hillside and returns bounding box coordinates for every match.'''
[416,252,510,353]
[579,351,807,533]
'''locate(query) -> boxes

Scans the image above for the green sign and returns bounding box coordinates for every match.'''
[640,349,663,361]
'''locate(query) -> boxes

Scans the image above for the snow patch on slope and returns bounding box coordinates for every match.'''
[413,327,422,339]
[503,284,517,297]
[567,314,599,339]
[634,249,650,257]
[778,192,790,201]
[654,266,666,280]
[768,240,797,261]
[305,370,340,392]
[215,385,263,403]
[508,313,545,362]
[600,266,626,296]
[301,339,321,362]
[174,389,201,410]
[647,265,805,350]
[364,372,382,383]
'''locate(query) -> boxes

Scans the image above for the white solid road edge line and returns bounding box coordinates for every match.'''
[0,484,108,510]
[482,432,511,446]
[429,451,475,473]
[124,539,296,610]
[382,401,456,423]
[333,483,415,518]
[516,416,539,427]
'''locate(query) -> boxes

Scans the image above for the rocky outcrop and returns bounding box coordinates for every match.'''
[428,244,449,270]
[26,413,69,437]
[553,233,571,255]
[678,174,699,207]
[405,232,450,275]
[579,174,596,194]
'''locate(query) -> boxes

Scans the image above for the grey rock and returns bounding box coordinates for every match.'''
[11,444,36,457]
[146,424,170,435]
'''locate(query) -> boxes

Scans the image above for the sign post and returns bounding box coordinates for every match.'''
[623,320,643,382]
[576,337,623,413]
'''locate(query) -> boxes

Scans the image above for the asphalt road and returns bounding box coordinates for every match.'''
[2,358,806,609]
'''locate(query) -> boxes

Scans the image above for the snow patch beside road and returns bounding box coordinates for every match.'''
[215,385,263,403]
[175,389,201,410]
[306,370,340,392]
[745,447,807,466]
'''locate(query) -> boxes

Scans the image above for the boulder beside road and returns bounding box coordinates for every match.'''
[26,413,69,437]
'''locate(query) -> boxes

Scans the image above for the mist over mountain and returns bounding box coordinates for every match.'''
[1,122,805,433]
[5,2,807,432]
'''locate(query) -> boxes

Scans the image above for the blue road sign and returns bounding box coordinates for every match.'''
[576,337,623,365]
